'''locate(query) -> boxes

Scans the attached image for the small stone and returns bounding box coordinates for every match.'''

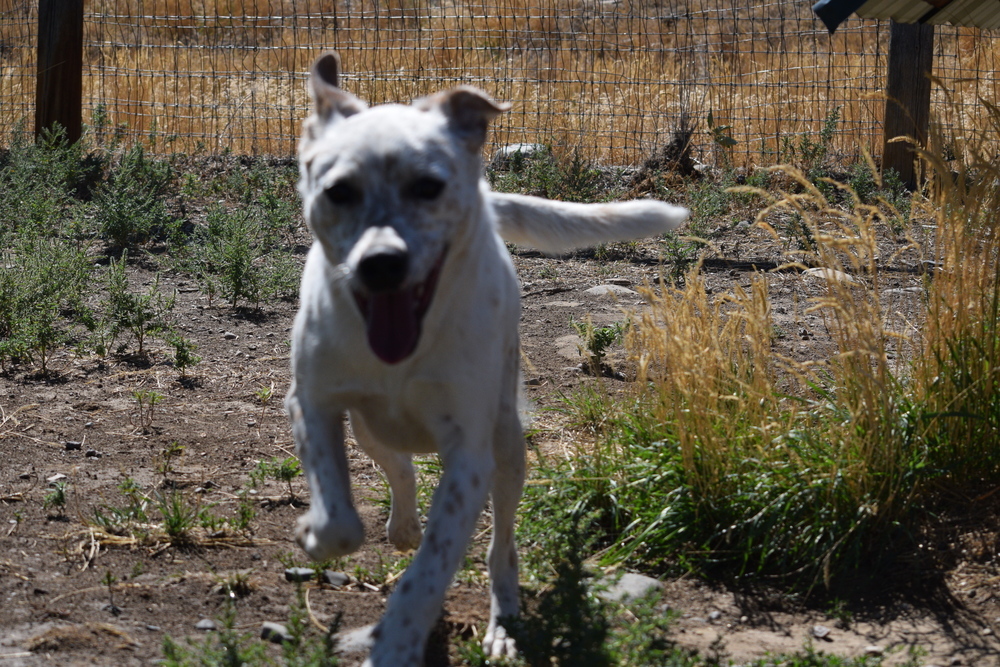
[803,267,862,286]
[490,143,546,170]
[84,421,94,428]
[863,645,884,656]
[982,627,993,636]
[85,449,101,458]
[597,572,664,603]
[811,624,831,639]
[284,567,315,583]
[261,621,291,644]
[64,441,82,451]
[584,284,638,297]
[740,616,749,624]
[224,332,238,340]
[46,473,67,484]
[606,278,632,287]
[195,618,217,631]
[323,570,350,587]
[708,610,722,622]
[146,625,161,631]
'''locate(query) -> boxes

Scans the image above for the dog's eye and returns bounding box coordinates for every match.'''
[325,181,361,206]
[406,177,445,201]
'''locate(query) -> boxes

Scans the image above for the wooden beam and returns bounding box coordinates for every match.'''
[34,0,85,144]
[882,20,934,191]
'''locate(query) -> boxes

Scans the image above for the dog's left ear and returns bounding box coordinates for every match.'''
[418,86,510,151]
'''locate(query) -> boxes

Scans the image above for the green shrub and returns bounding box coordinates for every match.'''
[94,144,174,250]
[191,203,297,309]
[0,235,92,372]
[101,254,176,356]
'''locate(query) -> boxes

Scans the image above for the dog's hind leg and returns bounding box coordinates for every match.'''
[350,413,423,552]
[483,377,525,657]
[286,386,365,561]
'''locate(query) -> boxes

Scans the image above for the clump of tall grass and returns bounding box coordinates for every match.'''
[911,99,1000,483]
[522,99,1000,592]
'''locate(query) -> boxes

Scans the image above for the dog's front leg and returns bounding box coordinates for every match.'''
[366,443,494,667]
[286,388,365,560]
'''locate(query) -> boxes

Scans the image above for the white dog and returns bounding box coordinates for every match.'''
[287,51,689,666]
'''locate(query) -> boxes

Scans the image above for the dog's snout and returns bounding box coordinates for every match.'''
[358,247,409,292]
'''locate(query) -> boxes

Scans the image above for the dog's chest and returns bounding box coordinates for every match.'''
[348,380,466,454]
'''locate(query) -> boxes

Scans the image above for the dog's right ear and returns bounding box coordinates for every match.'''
[308,52,367,123]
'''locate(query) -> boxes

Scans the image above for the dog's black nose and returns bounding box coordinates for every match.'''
[357,249,409,292]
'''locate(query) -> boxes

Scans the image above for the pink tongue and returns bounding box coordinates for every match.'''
[365,289,420,364]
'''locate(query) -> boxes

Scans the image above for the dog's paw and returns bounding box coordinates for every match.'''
[295,510,364,560]
[483,623,517,659]
[387,514,422,552]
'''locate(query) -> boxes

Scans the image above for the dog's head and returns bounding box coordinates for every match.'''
[298,52,509,365]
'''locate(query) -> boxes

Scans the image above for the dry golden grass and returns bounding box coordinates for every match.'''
[2,0,1000,164]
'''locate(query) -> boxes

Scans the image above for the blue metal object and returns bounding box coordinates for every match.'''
[812,0,869,32]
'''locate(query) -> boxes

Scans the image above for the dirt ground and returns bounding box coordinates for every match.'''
[2,211,1000,666]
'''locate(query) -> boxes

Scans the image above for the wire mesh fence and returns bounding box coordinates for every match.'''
[1,0,999,168]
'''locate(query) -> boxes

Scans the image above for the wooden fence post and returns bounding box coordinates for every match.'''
[35,0,85,144]
[882,20,934,191]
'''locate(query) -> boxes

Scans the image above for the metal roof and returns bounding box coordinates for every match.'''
[813,0,1000,32]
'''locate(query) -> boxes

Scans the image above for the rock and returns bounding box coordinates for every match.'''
[490,143,546,170]
[284,567,315,583]
[708,610,722,622]
[195,618,217,631]
[584,284,638,297]
[802,267,862,286]
[811,624,831,640]
[863,645,884,656]
[596,572,664,603]
[261,621,291,644]
[606,278,632,287]
[146,625,161,631]
[64,441,82,451]
[322,570,350,587]
[85,449,101,458]
[883,286,923,295]
[46,473,67,484]
[224,332,238,340]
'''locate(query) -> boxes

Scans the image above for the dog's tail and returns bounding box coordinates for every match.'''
[489,190,689,254]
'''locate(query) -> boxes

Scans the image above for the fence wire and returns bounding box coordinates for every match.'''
[1,0,999,167]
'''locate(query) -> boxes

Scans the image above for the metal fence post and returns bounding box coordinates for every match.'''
[882,20,934,191]
[35,0,85,144]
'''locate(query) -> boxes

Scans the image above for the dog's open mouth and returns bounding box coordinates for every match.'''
[353,249,447,364]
